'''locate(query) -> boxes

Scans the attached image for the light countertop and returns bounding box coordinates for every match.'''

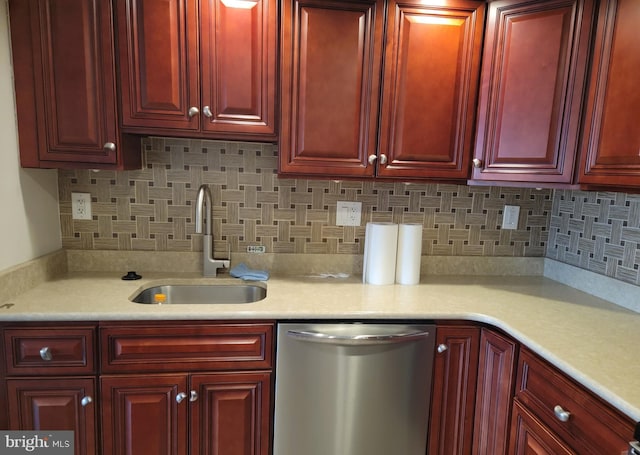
[1,270,639,423]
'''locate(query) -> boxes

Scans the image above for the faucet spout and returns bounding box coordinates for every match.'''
[195,185,229,277]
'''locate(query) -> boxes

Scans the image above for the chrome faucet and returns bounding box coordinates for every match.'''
[195,184,230,277]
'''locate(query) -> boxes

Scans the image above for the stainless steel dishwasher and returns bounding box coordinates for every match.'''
[273,322,435,455]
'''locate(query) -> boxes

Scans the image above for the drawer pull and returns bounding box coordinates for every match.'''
[176,392,188,403]
[81,396,92,407]
[437,344,448,353]
[553,405,571,422]
[39,347,53,361]
[189,390,198,402]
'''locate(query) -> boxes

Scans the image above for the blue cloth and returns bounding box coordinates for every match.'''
[229,263,270,281]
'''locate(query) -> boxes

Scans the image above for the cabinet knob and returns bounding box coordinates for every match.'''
[188,106,200,117]
[368,154,377,165]
[39,346,53,361]
[189,390,198,402]
[379,154,388,165]
[202,106,213,118]
[436,344,448,354]
[472,158,482,168]
[176,392,188,403]
[553,405,571,422]
[103,142,116,153]
[81,396,92,407]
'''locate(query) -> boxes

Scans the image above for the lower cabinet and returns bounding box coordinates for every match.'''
[101,372,271,455]
[6,378,98,455]
[509,347,634,455]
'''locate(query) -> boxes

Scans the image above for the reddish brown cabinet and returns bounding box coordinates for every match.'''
[470,0,596,186]
[509,347,635,455]
[428,324,480,455]
[377,0,485,180]
[9,0,141,170]
[472,328,517,455]
[3,324,99,455]
[99,322,273,455]
[578,0,640,188]
[279,0,484,180]
[116,0,277,141]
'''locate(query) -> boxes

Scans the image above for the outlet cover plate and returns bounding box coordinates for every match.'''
[336,201,362,226]
[71,192,92,220]
[502,205,520,230]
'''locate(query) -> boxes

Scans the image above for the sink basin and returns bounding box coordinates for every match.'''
[131,284,267,304]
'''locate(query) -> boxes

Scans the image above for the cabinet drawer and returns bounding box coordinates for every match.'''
[100,322,274,373]
[4,326,96,375]
[515,348,633,455]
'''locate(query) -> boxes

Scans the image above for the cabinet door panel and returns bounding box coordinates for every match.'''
[116,0,199,130]
[7,378,98,455]
[10,0,119,165]
[191,372,271,455]
[509,401,575,455]
[472,0,595,184]
[377,0,484,179]
[279,0,384,177]
[200,0,277,137]
[101,375,188,455]
[428,325,480,455]
[579,0,640,187]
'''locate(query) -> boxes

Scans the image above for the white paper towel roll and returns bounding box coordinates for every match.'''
[363,222,398,285]
[395,223,423,285]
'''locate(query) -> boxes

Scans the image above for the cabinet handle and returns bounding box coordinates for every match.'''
[81,396,92,407]
[176,392,188,403]
[472,158,482,168]
[188,106,200,117]
[189,390,198,402]
[202,106,213,118]
[39,346,53,361]
[553,405,571,422]
[436,344,448,354]
[379,154,388,165]
[103,142,116,153]
[368,154,377,165]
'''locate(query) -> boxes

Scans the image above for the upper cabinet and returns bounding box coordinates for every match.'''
[578,0,640,188]
[278,0,485,180]
[9,0,141,170]
[115,0,278,142]
[470,0,596,186]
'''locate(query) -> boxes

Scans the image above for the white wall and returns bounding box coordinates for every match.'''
[0,1,61,272]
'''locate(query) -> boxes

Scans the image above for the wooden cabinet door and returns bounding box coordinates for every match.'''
[472,329,517,455]
[578,0,640,188]
[190,372,271,455]
[115,0,200,132]
[9,0,136,168]
[279,0,385,178]
[509,401,575,455]
[428,325,480,455]
[471,0,595,185]
[377,0,485,180]
[101,375,189,455]
[7,378,98,455]
[200,0,277,139]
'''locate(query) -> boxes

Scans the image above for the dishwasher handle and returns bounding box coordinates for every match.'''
[286,329,431,345]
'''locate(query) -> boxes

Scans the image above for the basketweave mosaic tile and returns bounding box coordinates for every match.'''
[58,138,552,257]
[547,189,640,285]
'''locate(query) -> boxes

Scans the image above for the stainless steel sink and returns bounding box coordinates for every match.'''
[131,284,267,304]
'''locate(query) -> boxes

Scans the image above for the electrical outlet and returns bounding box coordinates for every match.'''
[71,192,92,220]
[247,245,266,253]
[336,201,362,226]
[502,205,520,230]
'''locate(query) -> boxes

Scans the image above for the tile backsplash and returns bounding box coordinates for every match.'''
[547,189,640,285]
[58,138,551,257]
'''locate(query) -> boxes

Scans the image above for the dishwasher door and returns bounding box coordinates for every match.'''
[273,322,435,455]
